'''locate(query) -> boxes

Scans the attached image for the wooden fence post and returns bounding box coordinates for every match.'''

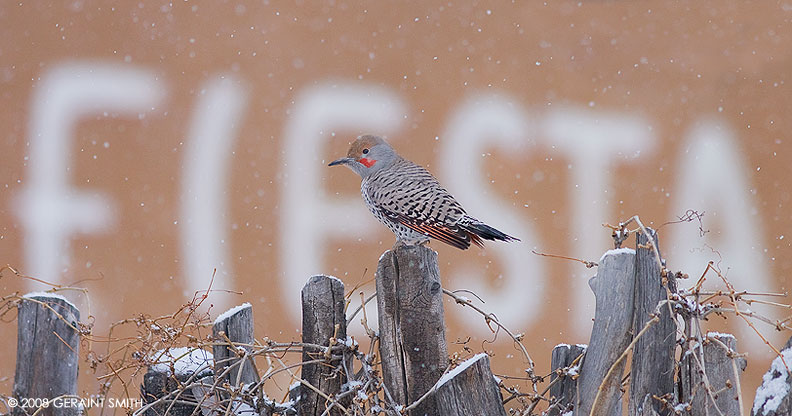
[629,228,676,416]
[548,344,586,416]
[376,244,448,416]
[213,303,259,387]
[141,347,214,416]
[681,332,745,415]
[434,353,507,416]
[576,249,635,416]
[752,335,792,416]
[13,292,80,416]
[300,274,348,415]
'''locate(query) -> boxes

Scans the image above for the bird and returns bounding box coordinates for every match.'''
[328,135,519,250]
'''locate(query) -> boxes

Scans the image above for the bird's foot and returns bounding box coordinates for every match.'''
[393,238,430,249]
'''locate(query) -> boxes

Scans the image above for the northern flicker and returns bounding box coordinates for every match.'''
[328,135,519,250]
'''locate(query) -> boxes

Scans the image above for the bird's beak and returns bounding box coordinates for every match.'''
[328,157,354,167]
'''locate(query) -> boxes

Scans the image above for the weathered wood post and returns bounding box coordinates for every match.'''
[141,347,214,416]
[376,244,448,416]
[576,248,635,416]
[300,274,348,415]
[548,344,586,416]
[434,353,507,415]
[213,303,259,386]
[13,292,80,416]
[680,332,745,415]
[629,228,676,416]
[752,335,792,416]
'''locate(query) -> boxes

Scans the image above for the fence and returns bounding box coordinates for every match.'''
[6,220,792,415]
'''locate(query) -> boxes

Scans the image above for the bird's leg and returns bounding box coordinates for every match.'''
[392,238,430,249]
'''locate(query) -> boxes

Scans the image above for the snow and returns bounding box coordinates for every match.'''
[356,389,369,401]
[437,353,488,387]
[288,381,303,403]
[213,302,252,325]
[599,247,635,263]
[23,291,77,310]
[553,343,587,350]
[256,392,295,413]
[227,400,257,415]
[304,275,344,287]
[552,344,585,377]
[753,347,792,415]
[344,335,358,347]
[706,331,735,340]
[150,347,213,377]
[342,380,364,392]
[679,296,706,316]
[326,275,344,285]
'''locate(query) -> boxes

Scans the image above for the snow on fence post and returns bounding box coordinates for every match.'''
[376,244,448,416]
[750,335,792,416]
[629,228,677,416]
[299,274,348,416]
[434,353,507,416]
[548,344,586,416]
[576,248,636,416]
[13,293,80,416]
[141,347,213,416]
[212,302,259,387]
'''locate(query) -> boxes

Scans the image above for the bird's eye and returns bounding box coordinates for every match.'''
[362,148,369,155]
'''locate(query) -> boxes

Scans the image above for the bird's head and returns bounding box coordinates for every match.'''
[328,135,398,178]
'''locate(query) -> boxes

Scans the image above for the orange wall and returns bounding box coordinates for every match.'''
[1,1,790,412]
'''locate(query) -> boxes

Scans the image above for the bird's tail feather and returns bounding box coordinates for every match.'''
[461,217,520,247]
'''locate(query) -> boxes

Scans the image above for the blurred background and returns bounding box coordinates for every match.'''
[1,0,790,412]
